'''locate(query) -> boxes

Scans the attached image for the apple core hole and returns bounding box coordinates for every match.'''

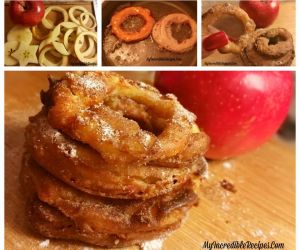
[171,22,192,43]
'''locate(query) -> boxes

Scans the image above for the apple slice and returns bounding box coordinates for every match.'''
[53,41,70,56]
[7,25,32,44]
[11,41,38,66]
[5,41,19,66]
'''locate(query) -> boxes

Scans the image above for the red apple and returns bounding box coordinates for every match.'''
[10,0,45,26]
[239,0,280,28]
[155,71,293,159]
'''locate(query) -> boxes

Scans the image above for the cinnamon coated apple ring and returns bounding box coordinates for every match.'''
[21,156,198,247]
[240,28,295,66]
[202,3,256,54]
[111,6,155,42]
[28,198,179,248]
[152,13,197,53]
[25,110,207,199]
[42,72,205,164]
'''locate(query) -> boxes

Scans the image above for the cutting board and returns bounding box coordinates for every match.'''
[5,71,295,249]
[202,1,296,66]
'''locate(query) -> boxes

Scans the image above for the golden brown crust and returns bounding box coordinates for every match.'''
[22,71,209,247]
[21,156,198,247]
[240,28,295,66]
[25,111,207,199]
[42,72,208,164]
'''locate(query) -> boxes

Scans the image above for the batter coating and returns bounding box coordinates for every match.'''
[25,110,207,199]
[43,72,207,164]
[21,156,199,247]
[202,3,256,54]
[240,28,295,66]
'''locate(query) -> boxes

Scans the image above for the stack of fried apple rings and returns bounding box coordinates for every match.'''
[21,72,209,248]
[240,28,295,66]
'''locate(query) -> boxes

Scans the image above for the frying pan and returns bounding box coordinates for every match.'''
[102,1,197,66]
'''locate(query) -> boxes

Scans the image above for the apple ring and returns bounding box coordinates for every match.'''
[25,110,206,199]
[152,13,197,53]
[42,6,69,30]
[74,31,97,64]
[42,72,208,164]
[80,12,97,30]
[110,6,155,42]
[39,45,69,66]
[21,156,198,247]
[202,3,256,54]
[240,28,295,66]
[69,6,90,25]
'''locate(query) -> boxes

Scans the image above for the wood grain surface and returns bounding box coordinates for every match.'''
[5,71,295,250]
[202,1,296,66]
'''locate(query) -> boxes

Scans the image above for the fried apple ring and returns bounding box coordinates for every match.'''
[25,110,207,199]
[111,6,155,42]
[28,198,177,248]
[42,72,205,164]
[152,13,197,53]
[202,3,256,54]
[21,156,198,247]
[240,28,295,66]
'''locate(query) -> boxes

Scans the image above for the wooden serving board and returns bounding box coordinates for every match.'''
[5,72,295,249]
[202,0,296,66]
[4,1,96,66]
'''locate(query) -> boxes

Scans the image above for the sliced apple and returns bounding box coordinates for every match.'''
[53,41,70,56]
[11,42,38,66]
[7,25,32,44]
[5,41,19,66]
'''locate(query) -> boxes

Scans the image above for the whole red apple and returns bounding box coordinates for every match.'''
[155,71,293,159]
[10,0,45,26]
[239,0,280,28]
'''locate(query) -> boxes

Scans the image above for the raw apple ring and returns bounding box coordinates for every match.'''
[110,6,155,42]
[69,6,90,25]
[39,45,69,66]
[202,3,256,54]
[74,31,97,64]
[152,13,197,53]
[42,6,69,30]
[80,12,97,30]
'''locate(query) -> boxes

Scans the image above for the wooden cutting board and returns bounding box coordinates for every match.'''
[5,71,295,250]
[202,1,296,66]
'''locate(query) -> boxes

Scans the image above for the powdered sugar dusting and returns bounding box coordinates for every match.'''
[67,72,106,92]
[99,119,116,141]
[174,102,196,123]
[140,238,164,250]
[39,239,50,248]
[57,143,77,158]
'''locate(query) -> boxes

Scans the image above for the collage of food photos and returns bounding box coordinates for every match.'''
[3,1,297,250]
